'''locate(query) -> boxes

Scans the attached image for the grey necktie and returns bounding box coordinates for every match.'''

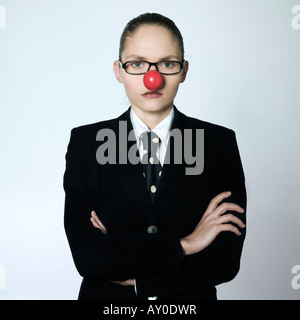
[140,131,162,202]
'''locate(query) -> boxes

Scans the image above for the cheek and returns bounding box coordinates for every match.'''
[163,75,181,94]
[123,76,144,96]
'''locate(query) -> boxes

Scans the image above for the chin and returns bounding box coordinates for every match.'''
[138,101,173,113]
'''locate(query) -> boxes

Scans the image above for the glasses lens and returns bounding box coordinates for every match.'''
[125,61,149,74]
[124,61,183,74]
[157,61,182,74]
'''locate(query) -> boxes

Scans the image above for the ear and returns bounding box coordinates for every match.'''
[180,60,189,83]
[113,60,123,83]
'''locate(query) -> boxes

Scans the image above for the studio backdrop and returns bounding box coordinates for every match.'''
[0,0,299,299]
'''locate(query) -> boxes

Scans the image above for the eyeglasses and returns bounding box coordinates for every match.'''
[119,60,185,75]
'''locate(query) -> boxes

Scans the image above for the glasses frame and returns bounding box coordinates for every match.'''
[119,60,185,75]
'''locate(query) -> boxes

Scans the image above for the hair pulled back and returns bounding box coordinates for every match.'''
[119,13,185,61]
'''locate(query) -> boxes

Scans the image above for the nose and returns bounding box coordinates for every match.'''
[149,65,158,71]
[143,70,163,90]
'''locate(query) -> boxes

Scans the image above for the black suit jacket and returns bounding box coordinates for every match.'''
[63,106,246,300]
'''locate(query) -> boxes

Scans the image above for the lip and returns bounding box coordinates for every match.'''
[142,91,163,99]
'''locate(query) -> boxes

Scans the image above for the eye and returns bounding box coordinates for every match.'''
[161,62,175,68]
[131,61,144,68]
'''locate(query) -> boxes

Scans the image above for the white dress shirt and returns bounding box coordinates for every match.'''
[130,106,174,300]
[130,107,174,166]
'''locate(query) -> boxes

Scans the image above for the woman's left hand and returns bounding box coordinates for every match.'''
[90,210,135,287]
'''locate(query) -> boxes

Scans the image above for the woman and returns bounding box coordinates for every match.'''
[64,12,246,300]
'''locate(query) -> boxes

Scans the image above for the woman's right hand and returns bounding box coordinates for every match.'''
[180,191,245,256]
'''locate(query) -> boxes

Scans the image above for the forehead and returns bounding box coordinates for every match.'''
[122,25,181,61]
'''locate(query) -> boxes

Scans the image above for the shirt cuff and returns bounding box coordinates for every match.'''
[134,279,137,295]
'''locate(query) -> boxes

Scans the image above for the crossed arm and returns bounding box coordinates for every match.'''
[65,126,246,295]
[90,191,245,287]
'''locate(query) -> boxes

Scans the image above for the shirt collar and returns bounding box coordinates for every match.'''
[130,107,174,146]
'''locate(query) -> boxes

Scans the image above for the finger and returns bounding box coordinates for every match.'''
[91,211,107,234]
[217,223,242,236]
[205,191,231,215]
[218,214,246,229]
[90,215,107,234]
[213,202,244,217]
[111,279,134,287]
[90,216,101,229]
[90,217,106,233]
[90,217,99,228]
[111,280,129,286]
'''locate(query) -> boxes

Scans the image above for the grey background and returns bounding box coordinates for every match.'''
[0,0,299,299]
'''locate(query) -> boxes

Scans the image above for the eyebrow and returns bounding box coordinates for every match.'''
[124,55,181,61]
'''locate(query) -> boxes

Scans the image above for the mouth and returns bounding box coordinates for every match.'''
[141,90,163,99]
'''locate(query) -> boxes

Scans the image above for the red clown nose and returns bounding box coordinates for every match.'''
[143,70,163,90]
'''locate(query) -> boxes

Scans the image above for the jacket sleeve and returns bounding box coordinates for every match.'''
[63,127,183,281]
[135,129,247,297]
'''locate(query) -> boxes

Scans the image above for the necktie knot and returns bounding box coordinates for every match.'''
[140,131,160,161]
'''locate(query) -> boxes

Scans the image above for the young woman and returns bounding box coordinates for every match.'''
[64,13,246,300]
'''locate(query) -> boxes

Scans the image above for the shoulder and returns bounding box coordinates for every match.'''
[68,108,129,141]
[70,118,116,138]
[66,112,127,154]
[176,107,235,139]
[176,109,242,166]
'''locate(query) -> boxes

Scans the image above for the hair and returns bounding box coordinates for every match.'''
[119,13,185,61]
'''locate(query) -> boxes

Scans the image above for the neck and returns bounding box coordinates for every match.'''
[131,104,173,130]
